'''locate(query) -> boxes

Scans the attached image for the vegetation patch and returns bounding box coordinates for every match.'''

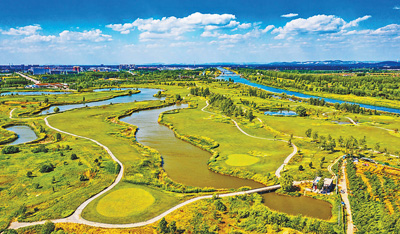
[96,188,155,217]
[225,154,259,166]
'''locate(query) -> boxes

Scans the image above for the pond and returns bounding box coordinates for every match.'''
[5,125,38,145]
[265,110,297,116]
[261,192,332,220]
[39,88,163,115]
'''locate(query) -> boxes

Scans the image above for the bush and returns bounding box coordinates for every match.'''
[2,146,20,154]
[214,200,227,211]
[295,106,307,117]
[41,221,55,234]
[31,145,49,153]
[39,164,55,173]
[70,153,78,160]
[54,107,60,113]
[2,229,18,234]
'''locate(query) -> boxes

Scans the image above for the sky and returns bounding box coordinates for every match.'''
[0,0,400,64]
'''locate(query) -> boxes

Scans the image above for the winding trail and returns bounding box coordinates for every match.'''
[9,104,283,230]
[201,101,298,178]
[346,117,358,125]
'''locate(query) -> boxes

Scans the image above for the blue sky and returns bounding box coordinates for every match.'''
[0,0,399,64]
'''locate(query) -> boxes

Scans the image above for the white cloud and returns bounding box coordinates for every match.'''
[394,6,400,10]
[281,13,299,18]
[107,12,238,41]
[273,15,371,39]
[59,29,112,42]
[343,15,371,29]
[237,23,252,29]
[20,34,56,43]
[2,25,42,36]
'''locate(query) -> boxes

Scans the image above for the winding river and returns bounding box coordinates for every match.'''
[4,88,332,219]
[218,68,400,114]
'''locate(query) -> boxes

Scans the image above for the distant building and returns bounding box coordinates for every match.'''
[31,67,50,75]
[73,66,80,72]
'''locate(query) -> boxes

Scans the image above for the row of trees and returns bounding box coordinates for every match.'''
[346,160,400,233]
[209,94,255,121]
[235,68,400,100]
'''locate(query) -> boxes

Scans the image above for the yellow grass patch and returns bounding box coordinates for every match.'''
[225,154,259,166]
[96,188,155,217]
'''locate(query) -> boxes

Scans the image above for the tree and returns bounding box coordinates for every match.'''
[27,171,33,178]
[309,162,313,168]
[175,94,182,101]
[157,217,169,233]
[1,145,20,154]
[312,132,319,141]
[305,128,312,138]
[246,110,255,121]
[169,221,177,233]
[295,106,307,117]
[55,133,61,141]
[280,173,294,192]
[317,178,324,190]
[214,200,227,211]
[298,165,304,171]
[2,230,18,234]
[40,164,54,173]
[54,107,60,113]
[41,221,55,234]
[70,153,78,160]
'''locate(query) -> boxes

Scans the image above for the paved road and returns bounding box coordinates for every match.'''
[339,161,354,234]
[201,101,298,178]
[17,72,40,84]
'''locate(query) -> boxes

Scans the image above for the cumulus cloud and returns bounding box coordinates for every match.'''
[59,29,112,42]
[281,13,299,18]
[106,12,236,39]
[394,6,400,10]
[1,25,42,36]
[273,14,371,39]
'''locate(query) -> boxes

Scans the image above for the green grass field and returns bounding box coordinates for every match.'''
[225,154,260,166]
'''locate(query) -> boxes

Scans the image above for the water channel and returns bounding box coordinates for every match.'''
[217,68,400,114]
[2,88,332,219]
[5,125,38,145]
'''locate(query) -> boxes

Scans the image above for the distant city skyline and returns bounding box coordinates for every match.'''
[0,0,399,64]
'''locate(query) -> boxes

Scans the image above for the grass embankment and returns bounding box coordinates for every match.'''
[2,89,139,117]
[48,100,188,224]
[162,101,292,185]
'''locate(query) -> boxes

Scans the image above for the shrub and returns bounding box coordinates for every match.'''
[39,164,54,173]
[31,145,49,153]
[54,107,60,113]
[2,146,20,154]
[70,153,78,160]
[41,221,55,234]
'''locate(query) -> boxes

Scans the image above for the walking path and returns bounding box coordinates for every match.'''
[346,117,358,125]
[9,103,285,230]
[201,101,298,178]
[17,72,40,84]
[339,161,354,234]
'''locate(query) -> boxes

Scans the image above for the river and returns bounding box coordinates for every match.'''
[217,68,400,114]
[5,125,38,145]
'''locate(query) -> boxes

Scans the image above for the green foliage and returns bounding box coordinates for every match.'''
[39,163,55,173]
[305,128,312,138]
[157,217,169,233]
[1,145,20,154]
[55,133,61,141]
[295,106,307,117]
[280,173,294,192]
[31,145,49,153]
[54,107,60,113]
[70,153,78,160]
[40,221,55,234]
[214,200,227,212]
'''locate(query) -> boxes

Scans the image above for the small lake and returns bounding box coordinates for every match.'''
[265,110,297,116]
[1,91,70,96]
[218,68,400,114]
[262,192,332,220]
[5,125,38,145]
[120,105,263,189]
[39,88,163,115]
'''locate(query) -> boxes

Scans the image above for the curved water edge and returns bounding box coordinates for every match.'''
[218,67,400,114]
[39,88,164,115]
[4,125,38,145]
[120,104,263,189]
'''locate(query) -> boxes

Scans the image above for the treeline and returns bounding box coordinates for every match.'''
[346,160,400,233]
[235,68,400,100]
[0,77,31,88]
[209,94,255,121]
[308,97,379,114]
